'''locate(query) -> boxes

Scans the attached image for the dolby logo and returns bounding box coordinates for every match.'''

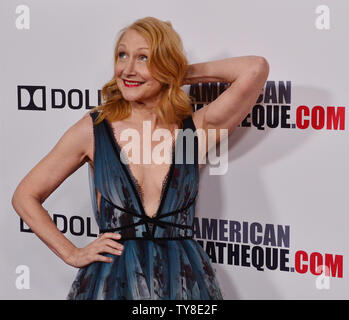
[17,85,101,111]
[17,85,46,110]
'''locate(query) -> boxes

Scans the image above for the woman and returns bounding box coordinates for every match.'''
[11,17,269,299]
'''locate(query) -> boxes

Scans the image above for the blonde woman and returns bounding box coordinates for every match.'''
[12,17,269,300]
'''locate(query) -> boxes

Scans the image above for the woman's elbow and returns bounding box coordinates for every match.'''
[244,56,269,86]
[11,189,23,213]
[254,56,270,78]
[11,187,30,214]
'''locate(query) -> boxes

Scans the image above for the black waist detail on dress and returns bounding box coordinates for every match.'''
[99,193,197,240]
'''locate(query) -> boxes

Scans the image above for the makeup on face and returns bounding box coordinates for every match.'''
[117,45,149,88]
[115,29,162,103]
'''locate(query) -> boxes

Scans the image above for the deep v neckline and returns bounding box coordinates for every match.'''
[104,118,178,221]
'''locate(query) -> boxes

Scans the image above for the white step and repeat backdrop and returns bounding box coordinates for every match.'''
[1,0,347,299]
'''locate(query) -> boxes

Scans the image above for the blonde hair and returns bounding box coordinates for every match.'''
[90,16,192,129]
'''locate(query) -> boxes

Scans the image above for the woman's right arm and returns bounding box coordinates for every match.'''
[11,113,123,268]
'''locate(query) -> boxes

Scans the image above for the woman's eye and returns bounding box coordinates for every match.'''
[118,52,127,59]
[140,55,148,62]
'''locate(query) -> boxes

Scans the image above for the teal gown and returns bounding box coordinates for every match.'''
[66,111,223,300]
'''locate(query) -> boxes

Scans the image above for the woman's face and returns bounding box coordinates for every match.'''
[115,29,162,105]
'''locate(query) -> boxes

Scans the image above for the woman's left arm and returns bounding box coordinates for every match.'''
[184,56,269,138]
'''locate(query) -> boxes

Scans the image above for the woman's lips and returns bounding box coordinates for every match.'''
[123,79,144,87]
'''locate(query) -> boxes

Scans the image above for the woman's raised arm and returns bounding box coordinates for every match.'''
[185,56,269,138]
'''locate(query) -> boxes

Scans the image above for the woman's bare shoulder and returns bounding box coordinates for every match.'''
[49,111,95,166]
[78,112,95,165]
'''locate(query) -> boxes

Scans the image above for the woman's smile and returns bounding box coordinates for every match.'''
[122,79,145,87]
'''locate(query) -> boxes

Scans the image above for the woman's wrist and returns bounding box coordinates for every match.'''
[63,245,79,267]
[54,239,79,266]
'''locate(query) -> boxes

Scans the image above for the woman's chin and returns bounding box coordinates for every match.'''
[120,94,140,102]
[121,94,155,105]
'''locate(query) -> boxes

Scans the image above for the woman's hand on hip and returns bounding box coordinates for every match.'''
[65,233,124,268]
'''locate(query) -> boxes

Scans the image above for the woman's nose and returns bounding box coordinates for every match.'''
[124,58,136,76]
